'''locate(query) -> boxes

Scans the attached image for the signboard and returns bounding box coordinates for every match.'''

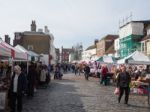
[0,92,6,110]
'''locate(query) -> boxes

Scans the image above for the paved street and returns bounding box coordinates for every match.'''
[23,73,150,112]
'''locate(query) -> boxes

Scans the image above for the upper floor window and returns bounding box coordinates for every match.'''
[147,29,150,35]
[28,45,34,50]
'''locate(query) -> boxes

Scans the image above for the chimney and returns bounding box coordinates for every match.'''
[5,35,10,44]
[44,26,49,34]
[31,20,36,32]
[94,39,98,45]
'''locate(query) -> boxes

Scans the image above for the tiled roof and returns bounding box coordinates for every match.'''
[23,31,50,36]
[100,35,118,41]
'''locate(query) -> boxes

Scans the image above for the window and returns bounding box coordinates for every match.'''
[28,45,34,50]
[141,42,146,52]
[15,35,21,40]
[147,29,150,35]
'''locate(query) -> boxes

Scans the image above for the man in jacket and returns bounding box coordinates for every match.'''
[27,63,37,97]
[117,65,131,104]
[9,65,27,112]
[84,64,90,80]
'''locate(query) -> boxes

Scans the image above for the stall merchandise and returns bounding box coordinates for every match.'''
[128,70,150,105]
[0,61,11,111]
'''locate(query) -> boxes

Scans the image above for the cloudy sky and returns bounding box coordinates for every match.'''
[0,0,150,49]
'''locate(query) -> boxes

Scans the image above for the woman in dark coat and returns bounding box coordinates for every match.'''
[117,65,131,104]
[27,63,37,97]
[9,65,27,112]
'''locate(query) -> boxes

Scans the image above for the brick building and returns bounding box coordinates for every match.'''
[96,35,118,57]
[61,47,73,63]
[55,48,60,63]
[13,21,52,65]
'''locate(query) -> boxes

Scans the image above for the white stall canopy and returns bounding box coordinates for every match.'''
[117,51,150,65]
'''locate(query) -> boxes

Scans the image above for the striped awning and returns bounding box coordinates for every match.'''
[0,44,11,57]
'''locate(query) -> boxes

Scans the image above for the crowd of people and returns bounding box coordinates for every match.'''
[2,61,150,112]
[6,62,51,112]
[69,61,150,105]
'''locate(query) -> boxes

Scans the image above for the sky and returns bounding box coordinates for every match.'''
[0,0,150,50]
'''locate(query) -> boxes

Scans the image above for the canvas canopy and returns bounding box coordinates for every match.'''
[15,45,40,61]
[28,51,40,61]
[0,40,27,60]
[117,51,150,65]
[97,55,116,64]
[0,42,11,57]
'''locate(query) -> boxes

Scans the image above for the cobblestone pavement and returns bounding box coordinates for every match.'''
[23,73,150,112]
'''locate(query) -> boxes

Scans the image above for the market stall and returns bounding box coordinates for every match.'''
[117,51,150,104]
[117,51,150,65]
[0,40,29,111]
[0,41,12,111]
[0,41,28,60]
[0,44,11,58]
[130,73,150,104]
[97,55,116,64]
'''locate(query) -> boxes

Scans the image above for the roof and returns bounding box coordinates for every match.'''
[132,20,150,24]
[100,34,118,41]
[141,35,150,41]
[62,48,73,53]
[86,45,96,51]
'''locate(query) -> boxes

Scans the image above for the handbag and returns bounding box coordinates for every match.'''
[114,87,120,95]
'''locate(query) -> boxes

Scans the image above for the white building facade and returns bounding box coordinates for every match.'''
[82,48,96,61]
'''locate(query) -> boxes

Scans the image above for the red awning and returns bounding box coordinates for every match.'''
[0,43,11,57]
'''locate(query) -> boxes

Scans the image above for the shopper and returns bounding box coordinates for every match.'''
[27,62,37,97]
[117,65,131,104]
[9,65,27,112]
[100,65,108,86]
[84,64,90,80]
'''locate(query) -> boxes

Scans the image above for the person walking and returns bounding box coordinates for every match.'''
[27,62,37,97]
[100,65,108,86]
[117,65,131,104]
[74,63,78,75]
[84,64,90,80]
[9,65,27,112]
[40,65,47,85]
